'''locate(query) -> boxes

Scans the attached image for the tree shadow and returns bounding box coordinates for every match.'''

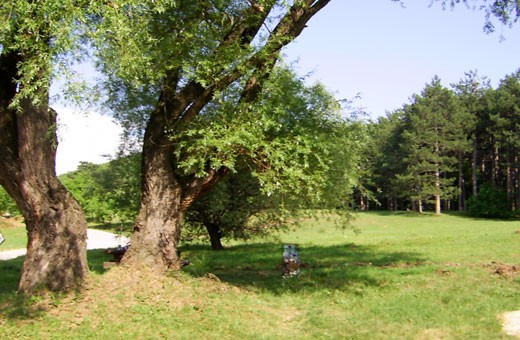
[357,210,438,218]
[0,256,24,294]
[0,249,114,319]
[181,242,428,294]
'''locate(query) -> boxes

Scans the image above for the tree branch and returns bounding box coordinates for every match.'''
[180,167,229,212]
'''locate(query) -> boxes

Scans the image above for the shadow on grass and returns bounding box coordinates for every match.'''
[1,241,428,316]
[356,210,440,218]
[181,242,428,294]
[0,249,114,319]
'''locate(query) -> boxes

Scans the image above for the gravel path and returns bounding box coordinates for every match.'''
[0,229,130,261]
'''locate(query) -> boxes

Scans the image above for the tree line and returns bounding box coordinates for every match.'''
[359,70,520,218]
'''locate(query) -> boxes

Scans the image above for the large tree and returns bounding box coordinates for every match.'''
[397,77,465,214]
[452,70,491,201]
[492,71,520,208]
[90,1,333,271]
[0,1,90,292]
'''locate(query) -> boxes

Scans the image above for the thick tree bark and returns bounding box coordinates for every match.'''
[122,148,184,269]
[120,102,184,269]
[0,52,89,293]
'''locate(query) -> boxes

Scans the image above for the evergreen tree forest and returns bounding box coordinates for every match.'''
[360,70,520,218]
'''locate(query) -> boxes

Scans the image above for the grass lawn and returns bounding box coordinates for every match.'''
[1,211,519,339]
[0,217,27,250]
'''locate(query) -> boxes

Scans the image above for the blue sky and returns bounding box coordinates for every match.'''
[283,0,520,118]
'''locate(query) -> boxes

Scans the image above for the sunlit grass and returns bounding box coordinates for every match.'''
[1,211,519,339]
[0,218,27,250]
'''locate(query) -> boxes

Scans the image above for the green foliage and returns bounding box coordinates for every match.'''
[467,184,513,218]
[364,69,520,215]
[0,187,19,216]
[175,66,366,246]
[394,77,466,209]
[60,156,141,224]
[173,66,364,209]
[183,171,276,244]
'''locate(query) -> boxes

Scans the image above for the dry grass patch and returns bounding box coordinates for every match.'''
[0,217,23,229]
[24,266,305,338]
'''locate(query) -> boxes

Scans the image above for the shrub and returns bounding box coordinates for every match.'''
[467,184,513,219]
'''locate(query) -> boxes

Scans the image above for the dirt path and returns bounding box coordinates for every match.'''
[0,229,129,261]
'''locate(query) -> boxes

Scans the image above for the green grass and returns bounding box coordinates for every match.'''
[0,219,131,251]
[0,218,27,250]
[1,212,520,339]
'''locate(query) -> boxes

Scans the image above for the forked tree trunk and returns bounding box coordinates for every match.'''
[121,107,223,270]
[0,52,89,293]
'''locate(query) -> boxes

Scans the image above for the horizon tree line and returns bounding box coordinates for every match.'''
[360,69,520,217]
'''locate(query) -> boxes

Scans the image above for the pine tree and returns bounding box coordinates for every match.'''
[399,77,465,214]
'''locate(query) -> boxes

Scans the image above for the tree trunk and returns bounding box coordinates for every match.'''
[416,199,423,214]
[458,153,465,211]
[121,104,222,270]
[513,156,520,211]
[434,166,441,215]
[16,178,89,293]
[492,142,500,187]
[434,195,441,215]
[0,52,89,293]
[506,152,514,205]
[121,111,184,269]
[205,223,225,251]
[472,136,478,196]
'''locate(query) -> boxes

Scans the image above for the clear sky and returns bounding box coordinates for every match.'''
[283,0,520,117]
[55,1,520,174]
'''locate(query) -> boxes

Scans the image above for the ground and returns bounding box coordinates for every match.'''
[0,229,129,260]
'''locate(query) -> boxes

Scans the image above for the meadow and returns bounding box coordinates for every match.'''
[1,212,519,339]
